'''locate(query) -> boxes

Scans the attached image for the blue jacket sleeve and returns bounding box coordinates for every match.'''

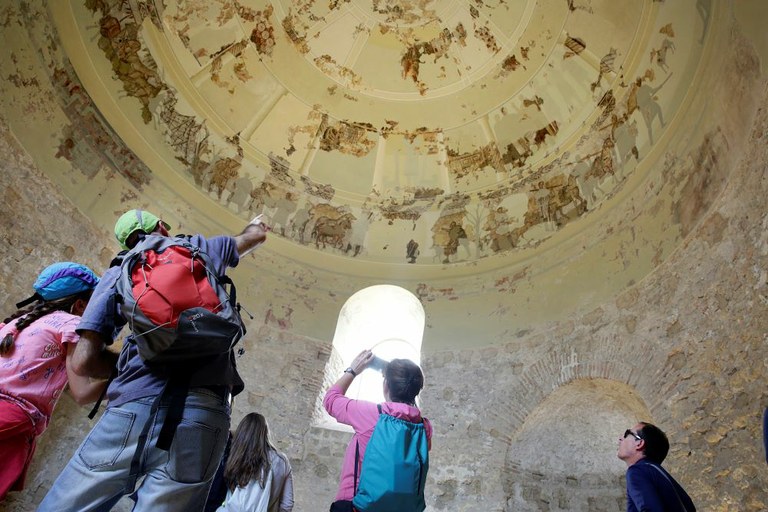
[76,266,124,342]
[190,234,239,273]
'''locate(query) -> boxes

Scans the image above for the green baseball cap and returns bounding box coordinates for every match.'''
[114,209,171,249]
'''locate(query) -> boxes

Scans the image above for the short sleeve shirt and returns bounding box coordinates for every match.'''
[77,234,243,407]
[0,311,81,430]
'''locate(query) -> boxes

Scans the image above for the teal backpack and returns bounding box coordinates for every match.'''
[352,404,429,512]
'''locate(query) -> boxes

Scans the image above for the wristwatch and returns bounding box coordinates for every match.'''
[344,367,357,377]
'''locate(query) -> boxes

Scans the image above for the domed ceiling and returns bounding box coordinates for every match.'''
[47,0,712,269]
[2,0,729,344]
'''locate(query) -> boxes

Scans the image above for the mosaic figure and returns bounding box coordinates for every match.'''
[96,17,163,123]
[406,239,420,263]
[443,221,468,263]
[650,39,675,73]
[591,48,618,92]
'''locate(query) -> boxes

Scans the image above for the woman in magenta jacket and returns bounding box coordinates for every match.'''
[323,349,432,512]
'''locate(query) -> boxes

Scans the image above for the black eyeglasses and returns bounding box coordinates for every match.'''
[624,429,643,441]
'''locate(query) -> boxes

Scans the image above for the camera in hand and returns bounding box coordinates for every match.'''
[370,355,388,372]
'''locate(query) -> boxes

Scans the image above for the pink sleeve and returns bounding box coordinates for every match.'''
[323,384,378,432]
[60,316,81,345]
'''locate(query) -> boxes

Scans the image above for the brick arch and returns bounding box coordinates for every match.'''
[470,335,677,507]
[488,337,667,438]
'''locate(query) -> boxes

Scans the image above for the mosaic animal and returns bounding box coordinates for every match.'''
[312,215,353,249]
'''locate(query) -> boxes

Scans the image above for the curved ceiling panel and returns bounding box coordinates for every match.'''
[2,0,746,347]
[48,0,714,275]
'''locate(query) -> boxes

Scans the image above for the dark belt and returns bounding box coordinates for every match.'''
[199,385,232,404]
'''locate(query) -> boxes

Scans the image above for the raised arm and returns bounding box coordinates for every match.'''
[323,350,378,428]
[332,349,374,395]
[234,214,271,257]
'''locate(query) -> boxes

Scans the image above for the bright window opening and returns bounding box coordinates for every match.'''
[314,285,425,430]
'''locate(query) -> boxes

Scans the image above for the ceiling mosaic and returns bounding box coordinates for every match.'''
[53,0,710,266]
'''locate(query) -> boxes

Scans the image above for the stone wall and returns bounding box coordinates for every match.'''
[0,116,125,509]
[2,83,767,511]
[0,122,114,311]
[411,85,768,511]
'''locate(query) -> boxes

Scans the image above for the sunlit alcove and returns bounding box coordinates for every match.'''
[313,284,425,431]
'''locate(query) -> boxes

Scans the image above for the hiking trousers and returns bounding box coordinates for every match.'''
[0,400,37,499]
[38,387,230,512]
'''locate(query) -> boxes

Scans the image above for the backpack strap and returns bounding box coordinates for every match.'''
[126,375,193,482]
[87,366,118,419]
[354,404,384,495]
[127,381,171,482]
[154,357,211,450]
[109,250,128,268]
[157,376,190,450]
[647,463,691,512]
[354,440,360,496]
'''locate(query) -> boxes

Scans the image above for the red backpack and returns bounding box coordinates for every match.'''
[115,234,246,364]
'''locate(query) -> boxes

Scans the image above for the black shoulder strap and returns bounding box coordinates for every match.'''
[126,376,191,479]
[109,250,128,268]
[87,366,118,419]
[157,376,190,450]
[763,407,768,465]
[354,439,360,496]
[15,292,42,309]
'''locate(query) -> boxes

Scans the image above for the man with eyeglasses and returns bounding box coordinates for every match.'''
[617,422,696,512]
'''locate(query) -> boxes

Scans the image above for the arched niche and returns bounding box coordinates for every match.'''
[504,378,651,510]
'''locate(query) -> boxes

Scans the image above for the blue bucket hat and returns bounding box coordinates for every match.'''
[15,262,100,308]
